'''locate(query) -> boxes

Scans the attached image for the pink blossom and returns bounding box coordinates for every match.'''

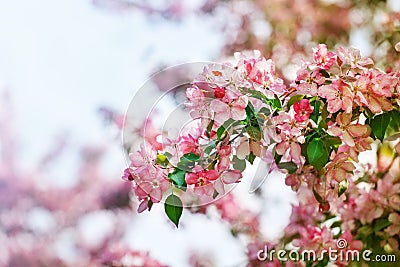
[327,112,371,147]
[178,133,200,155]
[285,172,302,191]
[129,143,157,177]
[217,144,232,157]
[336,46,374,70]
[275,135,304,165]
[293,99,313,122]
[186,169,219,185]
[210,95,248,123]
[242,57,287,97]
[355,192,384,224]
[214,86,226,98]
[291,62,325,96]
[325,153,355,182]
[313,44,336,70]
[386,213,400,236]
[318,80,353,113]
[215,144,232,172]
[376,174,400,210]
[121,167,134,181]
[293,225,334,252]
[135,168,169,212]
[353,71,393,113]
[214,170,243,194]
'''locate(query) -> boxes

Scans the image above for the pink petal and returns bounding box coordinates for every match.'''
[333,168,346,182]
[327,99,342,113]
[137,200,149,213]
[150,187,162,203]
[275,141,288,155]
[221,170,242,184]
[201,183,214,196]
[205,170,219,181]
[231,106,246,120]
[129,152,145,167]
[139,181,153,193]
[366,96,382,113]
[328,126,342,136]
[237,140,250,159]
[214,111,231,124]
[339,112,352,125]
[318,85,337,100]
[341,162,355,172]
[214,179,225,195]
[342,98,353,113]
[343,131,355,146]
[290,142,302,160]
[186,173,199,185]
[348,125,368,137]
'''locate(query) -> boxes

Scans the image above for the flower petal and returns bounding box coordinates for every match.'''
[221,170,242,184]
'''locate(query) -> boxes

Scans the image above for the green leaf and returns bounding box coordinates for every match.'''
[176,161,195,171]
[307,139,329,171]
[319,104,328,129]
[309,100,322,124]
[204,141,216,155]
[239,87,269,104]
[232,156,246,172]
[212,189,219,199]
[277,162,298,174]
[217,126,226,140]
[216,118,235,140]
[312,183,325,204]
[270,95,282,110]
[247,152,256,164]
[371,113,391,142]
[164,194,183,228]
[358,225,373,237]
[305,131,320,143]
[181,153,200,161]
[156,154,169,167]
[319,69,330,78]
[324,136,342,148]
[373,218,391,234]
[258,106,271,116]
[147,198,153,211]
[321,103,328,121]
[246,125,262,141]
[245,102,256,119]
[273,147,282,164]
[168,169,187,189]
[331,221,342,229]
[206,119,214,138]
[271,96,280,109]
[177,152,200,171]
[389,110,400,131]
[287,94,304,109]
[338,179,348,197]
[164,152,173,160]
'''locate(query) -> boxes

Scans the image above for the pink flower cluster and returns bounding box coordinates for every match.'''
[124,44,400,228]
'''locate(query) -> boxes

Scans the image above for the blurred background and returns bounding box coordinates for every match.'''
[0,0,399,266]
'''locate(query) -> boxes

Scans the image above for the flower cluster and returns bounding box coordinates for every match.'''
[123,44,400,229]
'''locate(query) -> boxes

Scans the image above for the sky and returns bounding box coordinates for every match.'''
[0,0,222,170]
